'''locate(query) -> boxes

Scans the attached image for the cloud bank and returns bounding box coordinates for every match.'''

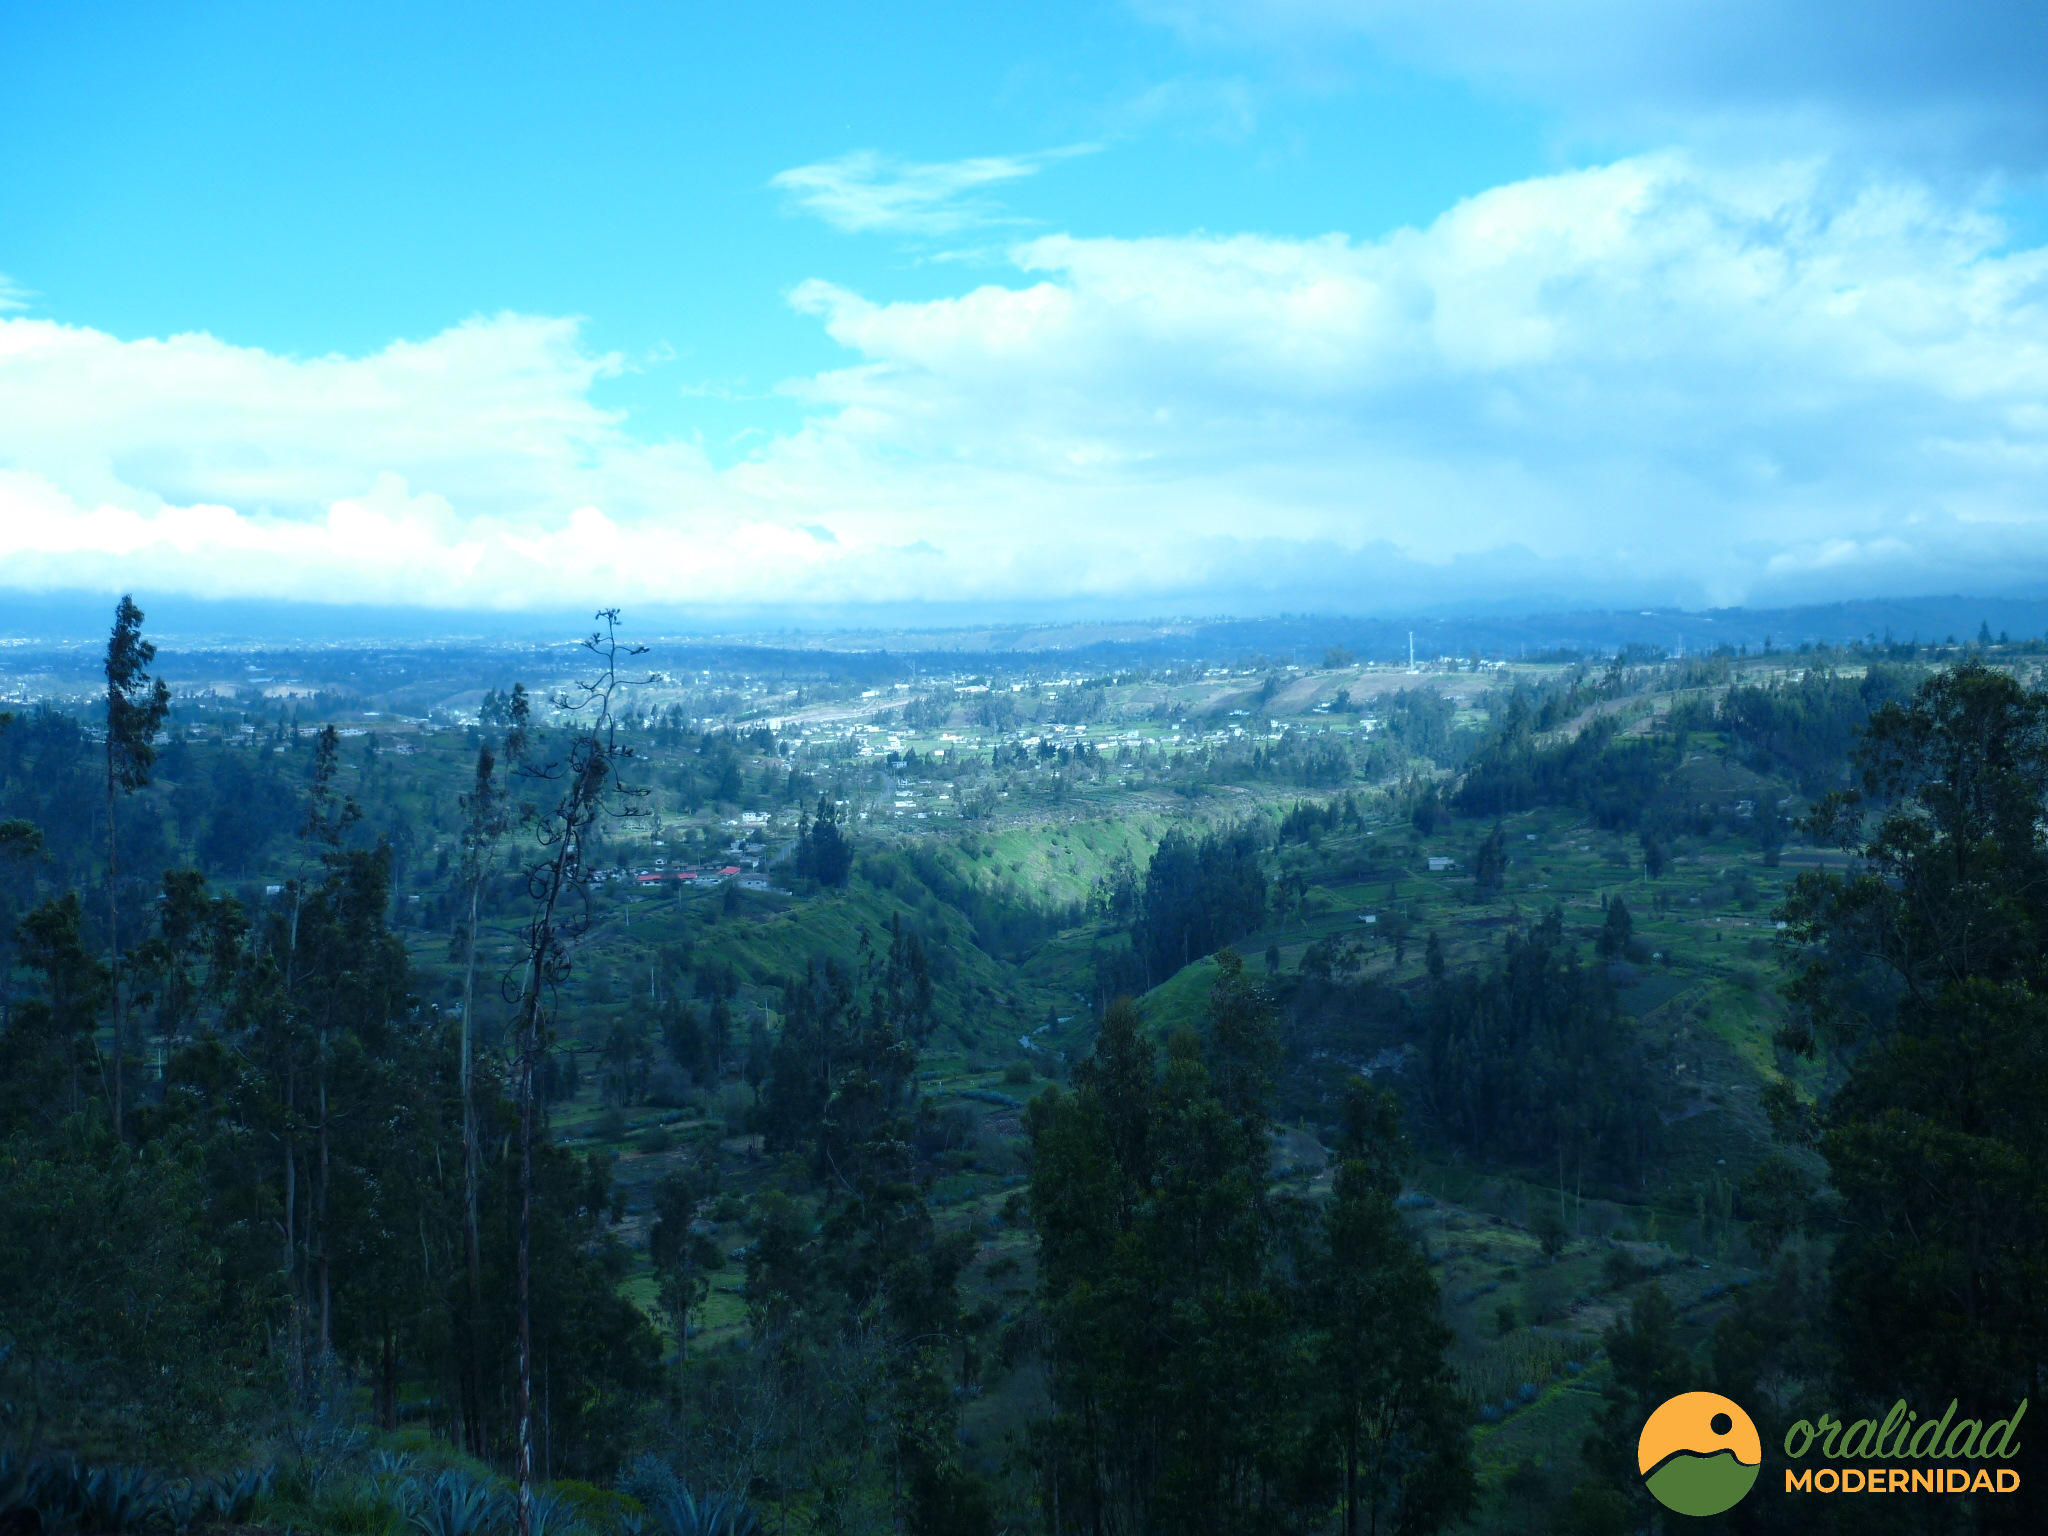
[5,151,2048,614]
[1146,1,2048,166]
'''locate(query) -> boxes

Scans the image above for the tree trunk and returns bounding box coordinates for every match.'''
[284,886,306,1390]
[461,878,485,1454]
[381,1324,398,1431]
[318,1066,332,1360]
[505,623,632,1535]
[284,1131,302,1391]
[105,767,123,1140]
[512,927,556,1536]
[516,1011,536,1536]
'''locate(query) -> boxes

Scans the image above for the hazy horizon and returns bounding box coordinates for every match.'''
[6,588,2048,690]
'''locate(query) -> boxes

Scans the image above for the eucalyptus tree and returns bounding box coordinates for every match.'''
[1782,661,2048,1531]
[503,611,649,1536]
[1028,962,1473,1535]
[1309,1082,1474,1536]
[454,684,526,1453]
[102,595,170,1139]
[0,732,47,1031]
[291,725,361,1372]
[650,1156,722,1378]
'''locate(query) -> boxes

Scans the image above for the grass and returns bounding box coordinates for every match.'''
[1457,1328,1592,1412]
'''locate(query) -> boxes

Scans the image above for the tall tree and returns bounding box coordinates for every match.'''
[102,595,170,1139]
[742,921,990,1532]
[649,1159,721,1378]
[1,895,110,1135]
[505,611,648,1536]
[795,791,854,887]
[1131,825,1267,987]
[295,726,362,1371]
[1472,821,1507,895]
[1415,910,1661,1188]
[1027,959,1464,1535]
[455,683,526,1454]
[1783,661,2048,1531]
[1577,1284,1690,1531]
[1594,895,1633,959]
[1308,1082,1474,1536]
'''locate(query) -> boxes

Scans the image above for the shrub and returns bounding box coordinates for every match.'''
[710,1194,747,1223]
[317,1477,408,1536]
[1601,1250,1644,1290]
[1555,1483,1628,1535]
[717,1084,753,1138]
[1523,1265,1576,1324]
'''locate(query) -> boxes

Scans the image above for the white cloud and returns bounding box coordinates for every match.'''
[770,146,1093,235]
[775,154,2048,602]
[1141,1,2048,167]
[6,152,2048,614]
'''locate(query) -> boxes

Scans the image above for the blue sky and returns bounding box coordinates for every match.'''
[3,1,2048,617]
[0,3,1540,442]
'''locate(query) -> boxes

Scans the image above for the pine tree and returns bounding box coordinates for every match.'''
[1473,821,1507,894]
[102,595,170,1139]
[1595,895,1633,959]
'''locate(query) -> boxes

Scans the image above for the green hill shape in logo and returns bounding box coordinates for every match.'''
[1644,1448,1759,1517]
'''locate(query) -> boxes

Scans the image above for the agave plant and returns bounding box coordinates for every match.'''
[523,1489,589,1536]
[205,1464,276,1524]
[78,1464,162,1534]
[283,1420,366,1504]
[648,1490,757,1536]
[158,1479,205,1534]
[405,1470,506,1536]
[371,1452,419,1479]
[0,1453,36,1523]
[21,1456,86,1535]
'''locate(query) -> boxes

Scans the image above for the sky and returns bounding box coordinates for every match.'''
[3,0,2047,621]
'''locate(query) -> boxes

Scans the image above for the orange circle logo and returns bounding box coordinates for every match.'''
[1638,1392,1761,1516]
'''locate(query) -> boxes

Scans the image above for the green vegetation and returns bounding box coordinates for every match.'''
[3,605,2047,1532]
[1029,984,1472,1534]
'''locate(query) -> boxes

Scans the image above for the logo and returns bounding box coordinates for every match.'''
[1639,1392,1761,1516]
[1780,1397,2025,1495]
